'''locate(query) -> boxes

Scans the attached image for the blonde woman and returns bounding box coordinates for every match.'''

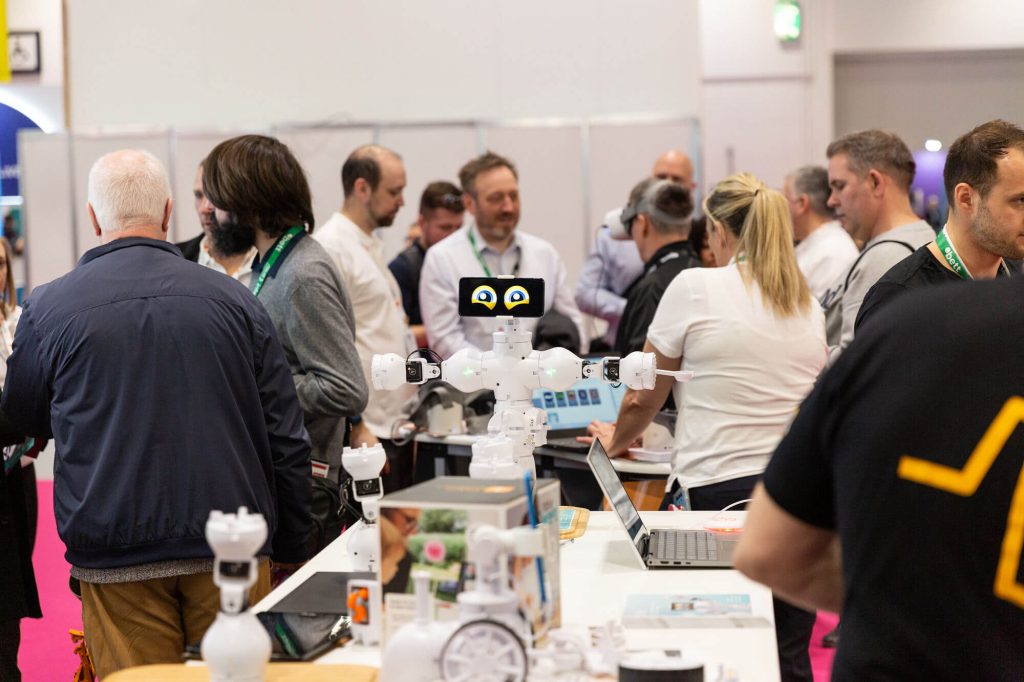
[586,173,826,682]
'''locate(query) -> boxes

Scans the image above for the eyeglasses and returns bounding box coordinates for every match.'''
[391,509,419,533]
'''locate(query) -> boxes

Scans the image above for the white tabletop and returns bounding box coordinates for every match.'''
[415,432,672,477]
[254,511,779,681]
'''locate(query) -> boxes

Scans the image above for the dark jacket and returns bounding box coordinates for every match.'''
[388,241,425,325]
[615,240,700,355]
[175,233,204,262]
[2,238,312,568]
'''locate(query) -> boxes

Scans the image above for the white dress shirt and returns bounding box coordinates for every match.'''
[313,212,416,439]
[794,221,859,300]
[197,239,257,288]
[419,221,585,359]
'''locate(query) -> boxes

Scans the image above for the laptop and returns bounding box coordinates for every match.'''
[531,376,626,453]
[586,439,735,569]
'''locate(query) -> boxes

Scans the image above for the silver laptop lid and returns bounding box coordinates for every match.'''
[587,438,649,566]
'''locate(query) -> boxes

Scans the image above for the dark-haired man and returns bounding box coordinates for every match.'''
[419,151,584,358]
[818,130,935,361]
[204,135,368,552]
[389,181,464,345]
[734,274,1024,681]
[856,119,1024,329]
[313,144,418,490]
[783,166,858,299]
[175,164,257,286]
[614,178,699,355]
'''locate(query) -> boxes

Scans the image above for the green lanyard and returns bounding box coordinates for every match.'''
[935,226,1010,280]
[467,227,519,278]
[251,226,304,297]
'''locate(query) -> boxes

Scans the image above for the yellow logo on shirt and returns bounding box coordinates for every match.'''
[898,396,1024,609]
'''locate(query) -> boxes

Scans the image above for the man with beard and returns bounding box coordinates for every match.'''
[203,135,368,553]
[420,151,585,358]
[175,163,258,286]
[313,145,419,490]
[856,120,1024,329]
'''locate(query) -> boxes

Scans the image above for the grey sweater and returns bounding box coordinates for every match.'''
[257,235,368,474]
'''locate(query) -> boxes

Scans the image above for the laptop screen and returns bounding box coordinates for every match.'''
[531,377,625,431]
[586,439,648,562]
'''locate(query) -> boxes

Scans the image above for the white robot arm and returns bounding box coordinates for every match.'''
[372,347,661,393]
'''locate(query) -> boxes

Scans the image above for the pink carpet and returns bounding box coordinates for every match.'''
[21,479,838,681]
[811,611,839,681]
[20,481,83,681]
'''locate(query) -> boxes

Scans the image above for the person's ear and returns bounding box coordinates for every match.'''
[88,203,101,237]
[797,195,810,215]
[355,177,372,202]
[867,169,885,196]
[162,198,173,234]
[953,183,975,214]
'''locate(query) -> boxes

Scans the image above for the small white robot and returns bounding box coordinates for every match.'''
[381,523,620,682]
[341,442,389,645]
[373,277,683,480]
[200,507,272,682]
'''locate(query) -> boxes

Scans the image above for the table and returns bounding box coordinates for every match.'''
[106,663,378,681]
[255,511,780,681]
[415,433,671,479]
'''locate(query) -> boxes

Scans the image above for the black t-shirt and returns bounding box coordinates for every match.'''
[855,244,958,331]
[388,242,426,325]
[614,240,700,355]
[764,276,1024,681]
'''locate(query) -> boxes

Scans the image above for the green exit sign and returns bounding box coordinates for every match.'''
[774,0,802,42]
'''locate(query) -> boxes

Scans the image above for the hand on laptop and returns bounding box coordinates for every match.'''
[578,420,639,457]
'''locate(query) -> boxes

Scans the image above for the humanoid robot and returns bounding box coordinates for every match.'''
[373,277,687,480]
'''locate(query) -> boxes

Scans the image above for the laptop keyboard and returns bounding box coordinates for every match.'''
[653,530,718,562]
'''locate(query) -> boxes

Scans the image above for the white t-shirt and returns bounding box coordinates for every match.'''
[795,221,859,300]
[646,264,827,490]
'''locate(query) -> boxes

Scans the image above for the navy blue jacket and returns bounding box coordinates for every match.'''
[1,238,312,567]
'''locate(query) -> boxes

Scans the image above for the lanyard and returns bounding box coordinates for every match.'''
[935,226,1010,280]
[467,227,519,277]
[251,226,304,297]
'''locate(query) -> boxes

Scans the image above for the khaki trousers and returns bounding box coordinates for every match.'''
[80,564,271,679]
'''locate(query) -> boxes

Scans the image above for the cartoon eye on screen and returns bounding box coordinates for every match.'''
[458,277,545,318]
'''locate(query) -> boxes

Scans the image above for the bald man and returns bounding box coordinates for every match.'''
[313,144,418,491]
[575,150,696,349]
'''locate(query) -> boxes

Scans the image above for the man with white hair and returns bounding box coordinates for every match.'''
[1,149,312,677]
[783,165,858,299]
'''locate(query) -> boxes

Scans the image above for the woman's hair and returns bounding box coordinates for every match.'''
[0,237,15,319]
[703,173,811,318]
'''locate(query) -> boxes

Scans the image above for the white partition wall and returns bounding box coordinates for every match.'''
[18,131,76,291]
